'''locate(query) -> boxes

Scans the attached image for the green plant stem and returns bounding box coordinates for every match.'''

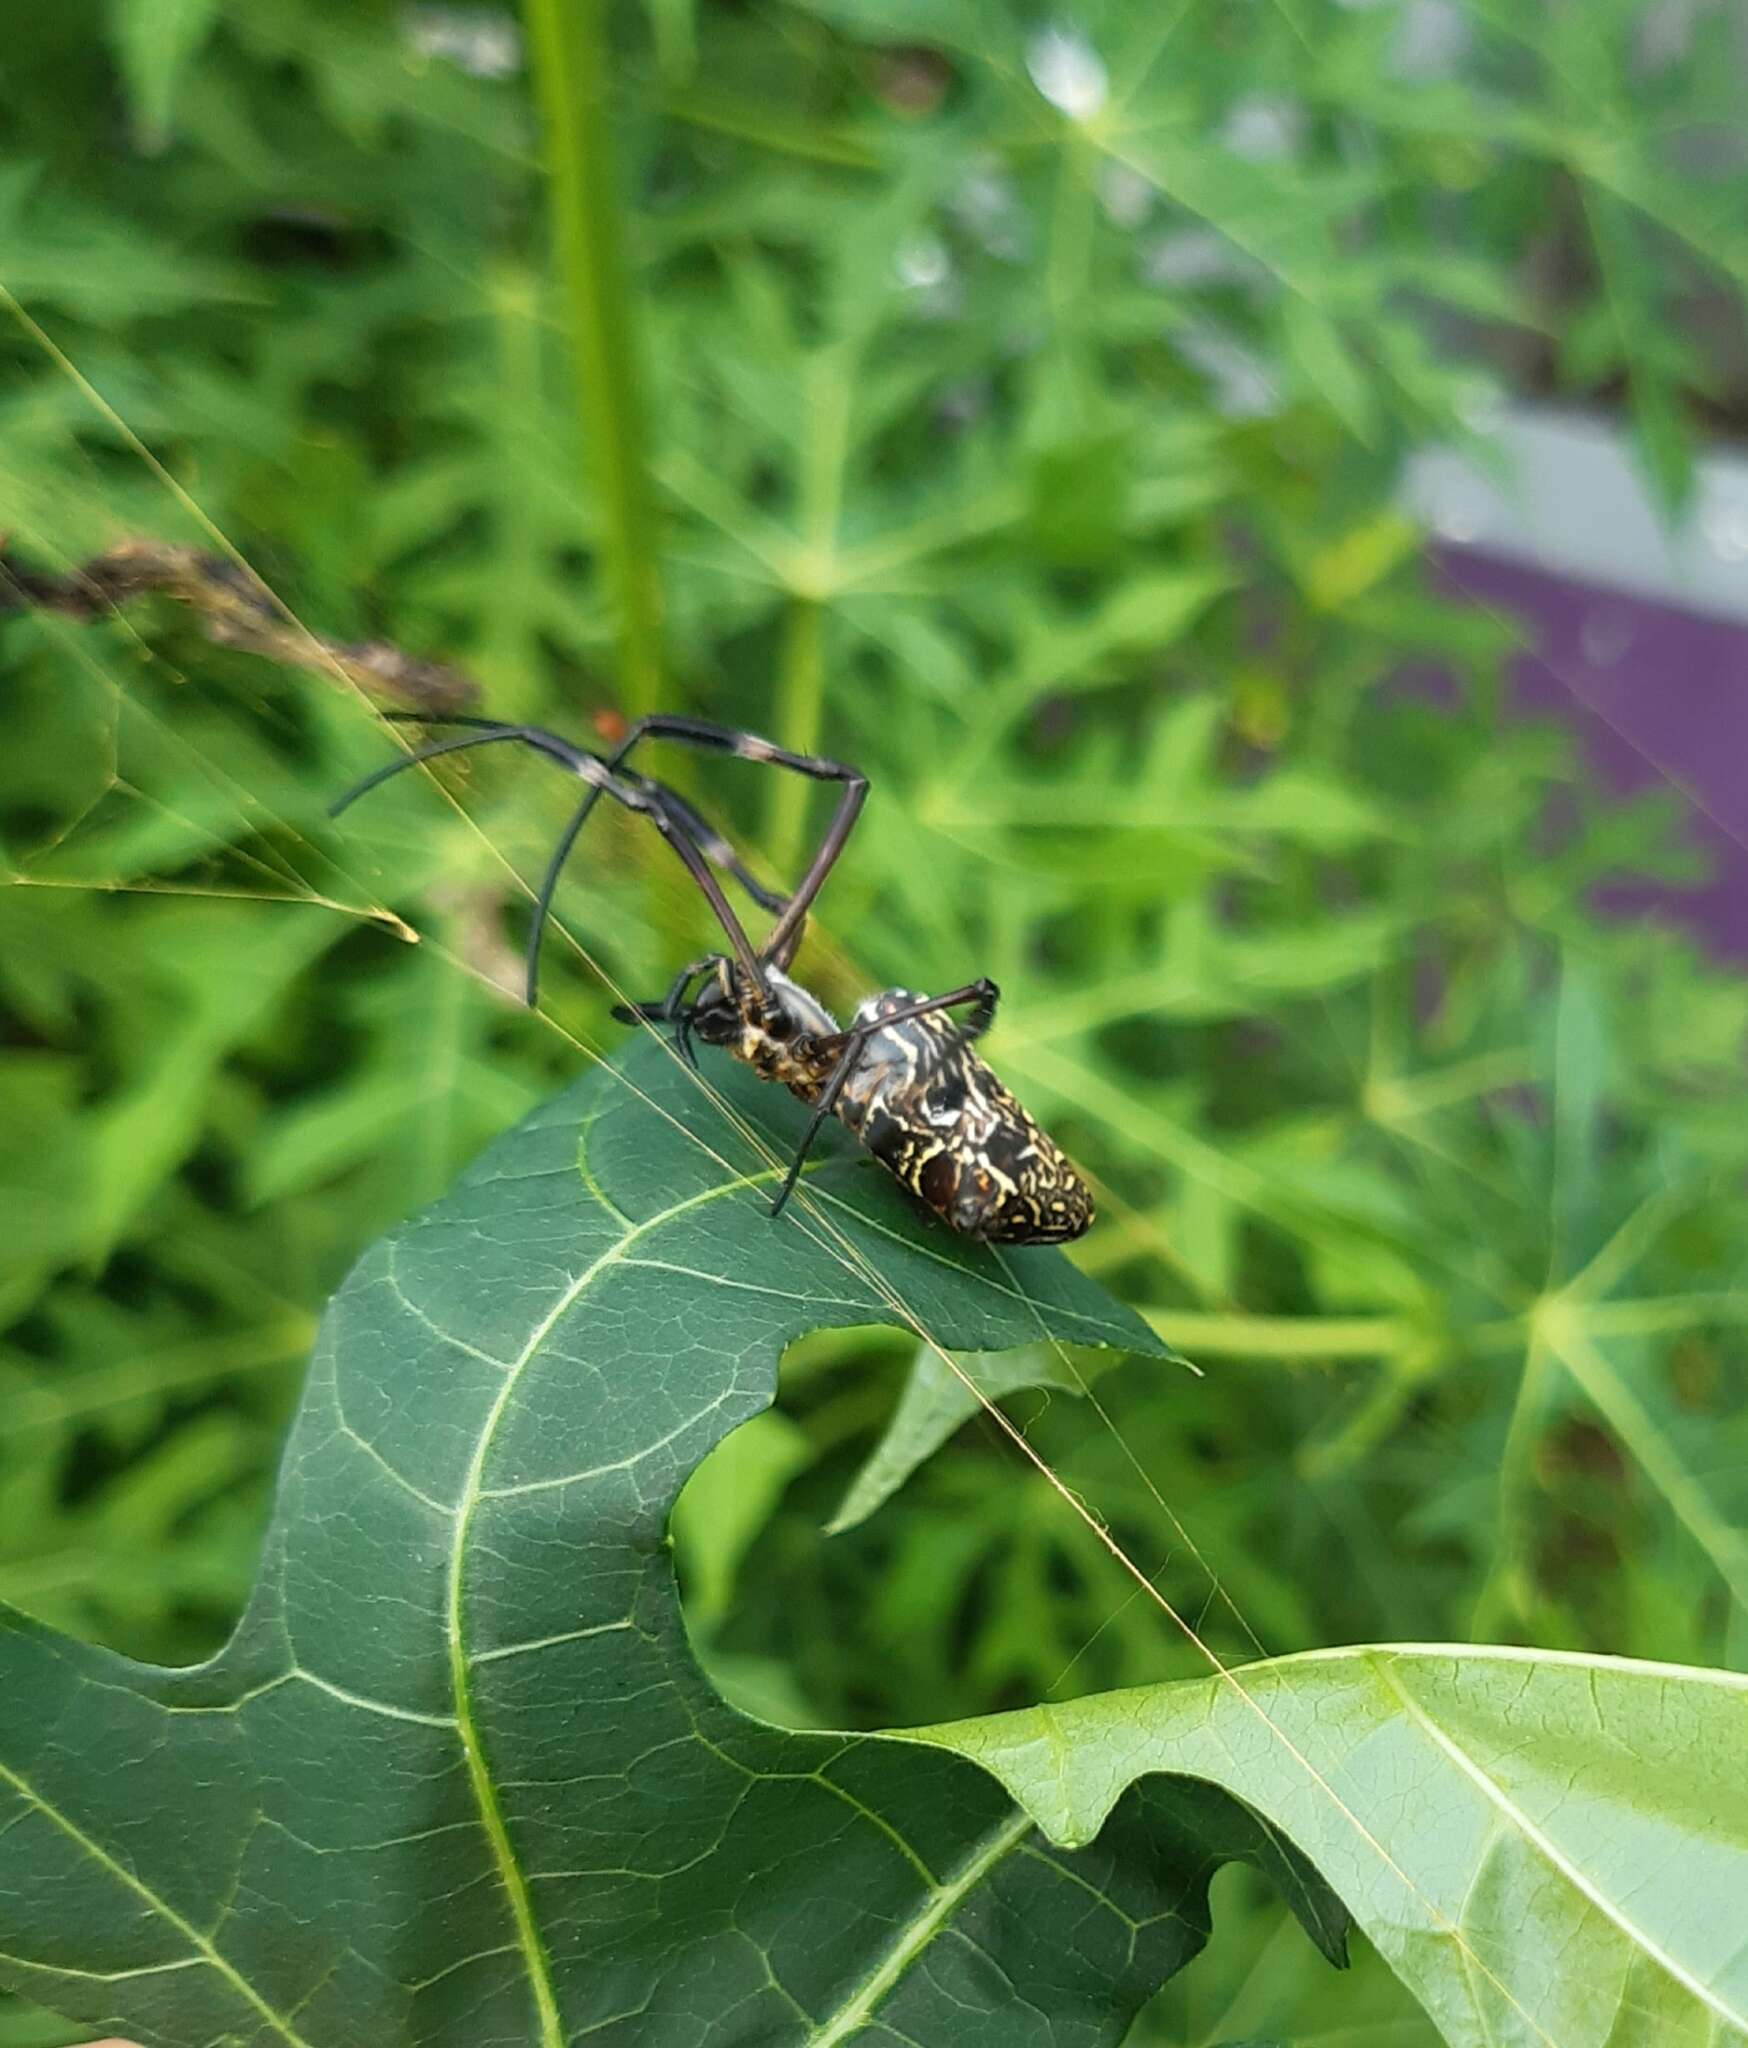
[767,348,850,878]
[771,593,825,881]
[1141,1310,1413,1361]
[522,0,663,716]
[1468,1333,1553,1640]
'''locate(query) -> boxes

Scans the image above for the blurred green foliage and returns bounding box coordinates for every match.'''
[2,0,1746,2038]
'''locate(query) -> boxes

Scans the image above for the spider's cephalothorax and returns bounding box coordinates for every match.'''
[682,958,841,1093]
[334,711,1095,1246]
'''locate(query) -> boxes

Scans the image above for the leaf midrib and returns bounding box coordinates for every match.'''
[444,1158,813,2047]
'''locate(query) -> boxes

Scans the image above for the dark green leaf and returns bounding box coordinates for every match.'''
[0,1043,1350,2046]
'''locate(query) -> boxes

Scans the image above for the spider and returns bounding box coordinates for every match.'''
[333,712,1094,1245]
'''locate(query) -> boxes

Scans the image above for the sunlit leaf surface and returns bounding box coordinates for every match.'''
[925,1646,1748,2048]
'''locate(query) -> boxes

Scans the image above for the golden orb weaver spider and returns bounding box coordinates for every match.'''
[336,713,1095,1245]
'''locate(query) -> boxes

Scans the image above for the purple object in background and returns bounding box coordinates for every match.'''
[1431,546,1748,964]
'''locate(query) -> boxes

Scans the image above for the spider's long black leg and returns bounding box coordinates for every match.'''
[761,757,865,971]
[523,788,599,1008]
[844,980,1000,1063]
[515,774,757,1007]
[767,981,999,1221]
[339,720,623,1008]
[329,727,539,817]
[368,713,584,774]
[525,772,790,1006]
[520,770,770,995]
[564,714,869,969]
[380,712,785,916]
[630,798,769,991]
[648,783,787,913]
[516,772,782,1007]
[335,720,773,995]
[899,978,1000,1053]
[377,711,521,731]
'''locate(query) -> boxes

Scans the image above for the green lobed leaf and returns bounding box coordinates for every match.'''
[825,1333,1190,1537]
[826,1340,1094,1535]
[0,1039,1345,2045]
[919,1646,1748,2047]
[9,1037,1740,2045]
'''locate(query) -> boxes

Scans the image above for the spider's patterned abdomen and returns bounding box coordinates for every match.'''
[834,993,1093,1245]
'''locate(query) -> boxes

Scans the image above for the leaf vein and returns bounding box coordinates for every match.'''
[470,1617,636,1666]
[1370,1653,1747,2031]
[385,1253,517,1372]
[0,1758,316,2048]
[289,1667,458,1728]
[804,1808,1034,2046]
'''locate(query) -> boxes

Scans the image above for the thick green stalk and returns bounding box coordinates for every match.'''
[767,349,850,877]
[522,0,663,716]
[770,593,825,880]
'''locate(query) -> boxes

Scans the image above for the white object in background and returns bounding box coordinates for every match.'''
[1402,407,1748,625]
